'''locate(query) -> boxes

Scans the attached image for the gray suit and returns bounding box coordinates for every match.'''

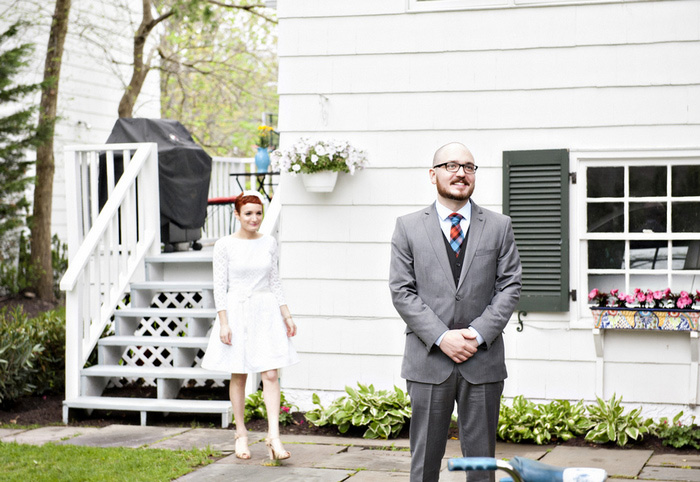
[390,201,522,481]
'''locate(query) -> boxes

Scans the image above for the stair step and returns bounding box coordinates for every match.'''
[98,336,209,349]
[63,396,232,427]
[115,307,217,318]
[82,364,228,379]
[145,251,212,264]
[130,281,213,291]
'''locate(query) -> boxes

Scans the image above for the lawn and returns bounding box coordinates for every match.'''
[0,441,217,481]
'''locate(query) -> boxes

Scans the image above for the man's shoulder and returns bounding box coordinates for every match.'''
[473,202,512,224]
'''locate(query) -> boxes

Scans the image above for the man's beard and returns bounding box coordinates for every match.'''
[436,180,472,201]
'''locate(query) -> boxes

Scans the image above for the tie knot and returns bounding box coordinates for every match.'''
[449,213,463,225]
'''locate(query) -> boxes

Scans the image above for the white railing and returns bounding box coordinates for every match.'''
[204,157,279,240]
[60,143,161,400]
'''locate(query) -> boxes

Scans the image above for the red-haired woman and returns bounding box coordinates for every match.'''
[201,190,298,461]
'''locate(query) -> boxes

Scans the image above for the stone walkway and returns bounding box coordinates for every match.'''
[2,425,700,481]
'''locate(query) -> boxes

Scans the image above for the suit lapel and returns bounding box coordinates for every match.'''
[422,203,456,292]
[457,201,485,291]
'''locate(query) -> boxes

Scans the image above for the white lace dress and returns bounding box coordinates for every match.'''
[200,234,299,374]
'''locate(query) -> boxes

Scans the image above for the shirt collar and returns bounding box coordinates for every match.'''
[435,199,472,222]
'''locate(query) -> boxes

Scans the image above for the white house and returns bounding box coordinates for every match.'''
[273,0,700,418]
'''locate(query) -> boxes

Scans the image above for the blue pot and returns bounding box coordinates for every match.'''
[255,147,270,173]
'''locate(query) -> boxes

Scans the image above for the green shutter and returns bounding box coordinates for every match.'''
[503,149,569,312]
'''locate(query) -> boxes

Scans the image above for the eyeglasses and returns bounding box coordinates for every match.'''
[434,162,478,174]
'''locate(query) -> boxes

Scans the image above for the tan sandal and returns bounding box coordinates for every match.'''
[265,437,291,460]
[235,434,251,459]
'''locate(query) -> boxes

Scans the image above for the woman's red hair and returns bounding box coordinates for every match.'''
[234,194,263,213]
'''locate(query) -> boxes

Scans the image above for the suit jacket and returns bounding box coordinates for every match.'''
[389,201,522,385]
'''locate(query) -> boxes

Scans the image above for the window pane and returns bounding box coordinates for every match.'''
[588,240,624,269]
[629,275,667,292]
[587,167,623,198]
[630,240,667,270]
[629,166,666,197]
[629,202,666,233]
[588,274,625,293]
[672,165,700,197]
[672,241,700,270]
[588,202,624,232]
[672,275,699,293]
[672,202,700,233]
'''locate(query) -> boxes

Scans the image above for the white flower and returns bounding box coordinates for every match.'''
[273,138,368,175]
[311,154,319,164]
[292,164,301,172]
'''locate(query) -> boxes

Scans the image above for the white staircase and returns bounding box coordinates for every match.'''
[63,250,233,427]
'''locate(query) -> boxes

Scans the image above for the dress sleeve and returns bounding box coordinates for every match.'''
[268,237,287,306]
[212,239,229,311]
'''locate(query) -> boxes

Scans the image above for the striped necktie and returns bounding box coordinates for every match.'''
[449,213,464,257]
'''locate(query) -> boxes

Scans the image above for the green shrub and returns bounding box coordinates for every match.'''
[241,390,297,425]
[305,383,411,439]
[585,394,652,446]
[652,412,700,450]
[26,307,65,395]
[498,395,592,445]
[0,307,42,405]
[0,233,68,299]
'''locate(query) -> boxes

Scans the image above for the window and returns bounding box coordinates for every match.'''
[503,149,570,312]
[578,151,700,304]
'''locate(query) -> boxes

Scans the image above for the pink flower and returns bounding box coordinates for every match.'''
[588,289,599,300]
[610,289,619,296]
[281,406,290,413]
[645,291,654,303]
[664,288,672,297]
[625,295,636,304]
[653,290,663,300]
[677,294,693,309]
[636,291,646,302]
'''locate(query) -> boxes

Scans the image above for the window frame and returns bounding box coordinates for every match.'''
[572,148,700,324]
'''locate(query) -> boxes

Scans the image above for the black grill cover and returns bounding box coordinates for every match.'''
[101,118,212,232]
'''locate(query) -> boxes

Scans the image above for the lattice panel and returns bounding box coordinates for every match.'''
[107,290,222,388]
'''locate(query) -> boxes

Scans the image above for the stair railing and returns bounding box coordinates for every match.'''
[60,142,161,401]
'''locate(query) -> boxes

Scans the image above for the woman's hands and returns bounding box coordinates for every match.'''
[284,317,297,337]
[218,310,232,345]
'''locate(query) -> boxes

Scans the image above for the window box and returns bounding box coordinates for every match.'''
[590,307,699,331]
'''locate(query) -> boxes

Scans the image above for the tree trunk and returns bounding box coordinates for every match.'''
[31,0,71,302]
[118,0,155,118]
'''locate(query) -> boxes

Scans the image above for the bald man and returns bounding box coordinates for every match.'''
[389,143,522,481]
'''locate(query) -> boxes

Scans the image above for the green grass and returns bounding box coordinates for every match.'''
[0,442,217,481]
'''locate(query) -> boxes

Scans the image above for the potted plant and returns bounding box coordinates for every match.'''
[271,138,368,192]
[254,125,275,173]
[588,288,700,331]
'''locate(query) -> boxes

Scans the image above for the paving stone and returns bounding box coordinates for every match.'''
[349,470,410,481]
[1,426,100,446]
[639,466,700,482]
[0,428,26,440]
[149,428,263,451]
[215,442,347,468]
[495,442,554,461]
[317,445,412,472]
[59,424,189,448]
[275,433,410,450]
[649,454,700,469]
[540,446,652,478]
[174,463,355,481]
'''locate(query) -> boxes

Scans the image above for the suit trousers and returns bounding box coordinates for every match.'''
[406,366,504,482]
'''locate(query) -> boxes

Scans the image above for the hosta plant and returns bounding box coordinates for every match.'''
[585,394,652,446]
[498,396,592,445]
[241,390,297,425]
[305,383,411,439]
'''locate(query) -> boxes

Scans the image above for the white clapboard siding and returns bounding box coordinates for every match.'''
[276,0,700,415]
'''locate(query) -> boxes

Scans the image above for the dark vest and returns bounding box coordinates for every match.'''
[441,227,468,287]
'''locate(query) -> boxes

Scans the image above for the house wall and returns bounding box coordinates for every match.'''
[0,0,160,242]
[275,0,700,415]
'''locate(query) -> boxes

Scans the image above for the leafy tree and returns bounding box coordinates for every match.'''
[0,22,50,293]
[159,4,278,156]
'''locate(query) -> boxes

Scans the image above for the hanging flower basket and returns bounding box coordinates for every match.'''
[301,171,338,193]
